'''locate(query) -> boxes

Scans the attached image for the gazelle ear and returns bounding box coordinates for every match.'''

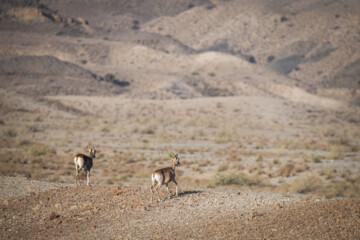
[169,152,174,158]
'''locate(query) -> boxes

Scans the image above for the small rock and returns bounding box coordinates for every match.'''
[33,204,41,211]
[70,205,78,210]
[45,212,59,221]
[3,199,9,206]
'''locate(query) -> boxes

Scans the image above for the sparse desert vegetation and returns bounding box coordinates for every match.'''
[1,95,359,198]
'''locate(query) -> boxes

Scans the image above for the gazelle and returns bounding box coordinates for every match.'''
[150,153,180,203]
[74,146,96,186]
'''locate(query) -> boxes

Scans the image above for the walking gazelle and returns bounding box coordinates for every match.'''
[150,153,180,203]
[74,146,96,186]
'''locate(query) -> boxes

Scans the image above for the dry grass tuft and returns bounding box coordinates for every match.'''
[3,128,17,138]
[217,164,228,172]
[210,172,261,186]
[25,144,57,157]
[277,162,295,177]
[282,174,322,194]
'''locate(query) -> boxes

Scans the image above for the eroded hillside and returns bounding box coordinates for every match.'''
[0,0,359,103]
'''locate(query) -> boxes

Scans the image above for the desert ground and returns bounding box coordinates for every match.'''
[0,0,360,239]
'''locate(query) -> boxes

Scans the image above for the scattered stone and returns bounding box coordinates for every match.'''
[275,204,282,210]
[45,212,59,221]
[33,204,41,211]
[70,205,78,210]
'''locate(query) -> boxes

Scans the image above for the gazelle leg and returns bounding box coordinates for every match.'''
[173,179,178,196]
[87,170,91,186]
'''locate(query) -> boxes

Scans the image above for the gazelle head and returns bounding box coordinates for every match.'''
[88,146,96,158]
[170,152,180,166]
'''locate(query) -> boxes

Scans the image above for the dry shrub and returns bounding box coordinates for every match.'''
[293,164,308,174]
[215,128,234,143]
[26,125,41,133]
[198,159,211,167]
[23,172,32,179]
[326,144,352,160]
[310,154,322,163]
[285,174,322,194]
[232,163,244,170]
[322,176,360,198]
[248,164,258,173]
[119,152,146,164]
[273,158,280,165]
[50,175,60,182]
[256,169,266,176]
[17,139,32,146]
[107,175,128,185]
[256,155,263,162]
[277,162,295,177]
[226,151,242,162]
[277,138,296,149]
[25,144,56,157]
[211,172,260,186]
[31,172,48,180]
[217,164,228,172]
[3,128,17,138]
[320,167,337,179]
[140,125,156,135]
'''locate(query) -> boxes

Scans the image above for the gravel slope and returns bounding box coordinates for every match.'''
[1,176,359,239]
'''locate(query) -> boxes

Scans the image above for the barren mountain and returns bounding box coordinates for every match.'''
[1,0,359,103]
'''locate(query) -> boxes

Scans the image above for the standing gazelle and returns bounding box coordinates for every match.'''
[150,153,180,203]
[74,146,96,186]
